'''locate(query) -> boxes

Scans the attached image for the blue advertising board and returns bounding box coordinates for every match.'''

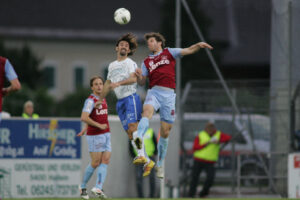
[0,119,81,159]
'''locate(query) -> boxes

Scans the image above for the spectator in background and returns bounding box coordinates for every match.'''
[22,100,39,119]
[129,128,157,198]
[188,122,231,198]
[0,56,21,123]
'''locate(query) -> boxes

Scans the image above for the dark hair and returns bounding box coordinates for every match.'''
[144,32,166,48]
[116,33,138,56]
[90,76,104,87]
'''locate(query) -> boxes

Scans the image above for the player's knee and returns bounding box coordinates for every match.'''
[127,124,137,137]
[102,157,110,164]
[91,159,101,168]
[161,127,171,138]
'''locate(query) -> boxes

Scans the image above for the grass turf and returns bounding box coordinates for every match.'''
[6,198,293,200]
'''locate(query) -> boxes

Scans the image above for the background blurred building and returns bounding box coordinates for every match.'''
[0,0,271,99]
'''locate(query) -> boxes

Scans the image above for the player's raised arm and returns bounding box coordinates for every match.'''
[181,42,213,56]
[99,80,112,100]
[112,72,137,89]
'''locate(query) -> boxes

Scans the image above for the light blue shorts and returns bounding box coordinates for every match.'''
[144,86,176,124]
[86,132,111,152]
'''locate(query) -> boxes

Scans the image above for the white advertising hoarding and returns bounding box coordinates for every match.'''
[0,119,81,198]
[288,153,300,198]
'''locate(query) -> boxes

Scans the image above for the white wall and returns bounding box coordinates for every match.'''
[4,39,149,99]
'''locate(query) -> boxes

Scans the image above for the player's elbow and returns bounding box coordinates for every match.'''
[81,115,88,123]
[11,80,21,91]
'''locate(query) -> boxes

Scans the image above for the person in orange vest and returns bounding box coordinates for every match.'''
[188,122,231,198]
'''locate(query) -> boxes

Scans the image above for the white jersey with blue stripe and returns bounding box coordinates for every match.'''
[107,58,138,99]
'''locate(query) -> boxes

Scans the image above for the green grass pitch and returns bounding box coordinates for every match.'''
[6,198,294,200]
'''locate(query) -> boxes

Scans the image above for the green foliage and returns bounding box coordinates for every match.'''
[2,84,55,117]
[0,40,54,116]
[55,88,118,117]
[0,40,42,89]
[55,88,91,117]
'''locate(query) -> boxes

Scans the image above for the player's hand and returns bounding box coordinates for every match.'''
[199,42,213,50]
[98,124,108,130]
[77,130,86,137]
[94,100,103,108]
[135,68,142,79]
[110,82,120,89]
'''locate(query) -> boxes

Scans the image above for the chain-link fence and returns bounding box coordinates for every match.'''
[179,79,290,197]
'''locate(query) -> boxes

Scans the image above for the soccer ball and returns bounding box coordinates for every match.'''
[114,8,131,25]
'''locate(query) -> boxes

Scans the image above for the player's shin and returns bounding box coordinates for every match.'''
[81,164,95,189]
[137,117,149,138]
[157,137,169,167]
[95,164,108,189]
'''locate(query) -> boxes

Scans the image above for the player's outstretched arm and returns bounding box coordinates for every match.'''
[135,68,147,86]
[181,42,213,56]
[81,112,107,130]
[111,73,137,89]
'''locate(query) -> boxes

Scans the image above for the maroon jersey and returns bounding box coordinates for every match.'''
[0,57,6,112]
[86,95,110,135]
[143,48,176,89]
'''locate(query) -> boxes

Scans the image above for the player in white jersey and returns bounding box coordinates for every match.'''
[99,33,150,169]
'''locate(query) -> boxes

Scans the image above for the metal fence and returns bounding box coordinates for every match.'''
[179,79,289,197]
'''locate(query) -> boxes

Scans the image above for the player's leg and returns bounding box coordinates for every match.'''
[128,122,147,165]
[155,121,172,178]
[92,133,111,199]
[80,151,101,199]
[80,135,101,199]
[155,89,176,178]
[134,89,159,149]
[125,94,148,164]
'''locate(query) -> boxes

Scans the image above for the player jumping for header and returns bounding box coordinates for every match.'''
[99,33,150,171]
[135,32,213,178]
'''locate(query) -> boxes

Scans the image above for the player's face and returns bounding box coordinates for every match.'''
[147,37,162,53]
[91,78,104,95]
[117,41,130,56]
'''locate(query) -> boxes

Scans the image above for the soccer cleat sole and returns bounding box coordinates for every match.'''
[133,156,147,165]
[143,160,155,177]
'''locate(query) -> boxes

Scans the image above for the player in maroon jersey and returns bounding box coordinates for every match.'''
[77,76,110,199]
[0,56,21,123]
[135,32,213,178]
